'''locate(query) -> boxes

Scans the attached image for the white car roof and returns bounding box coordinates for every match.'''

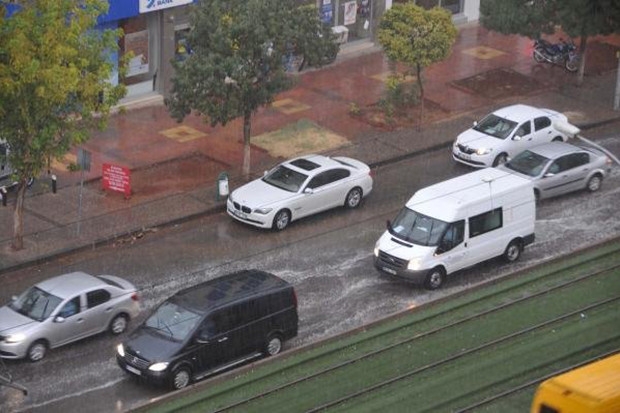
[491,104,560,123]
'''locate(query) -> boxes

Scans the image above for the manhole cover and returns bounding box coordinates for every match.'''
[452,68,545,99]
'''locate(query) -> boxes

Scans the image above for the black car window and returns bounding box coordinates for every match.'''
[438,220,465,252]
[87,289,111,309]
[469,208,503,238]
[515,121,531,137]
[307,169,350,189]
[549,155,572,174]
[534,117,551,131]
[58,296,81,318]
[568,152,589,169]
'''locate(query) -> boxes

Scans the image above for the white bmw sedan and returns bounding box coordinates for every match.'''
[227,154,373,230]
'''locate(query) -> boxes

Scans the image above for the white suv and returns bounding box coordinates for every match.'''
[452,104,568,167]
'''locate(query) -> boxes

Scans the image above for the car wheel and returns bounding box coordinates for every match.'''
[552,136,563,142]
[272,209,291,231]
[27,340,47,362]
[344,187,363,209]
[170,366,191,390]
[503,240,522,263]
[109,314,128,335]
[423,267,445,290]
[586,174,603,193]
[265,335,283,356]
[492,153,508,167]
[533,47,546,63]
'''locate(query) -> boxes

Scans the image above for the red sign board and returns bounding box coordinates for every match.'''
[102,163,131,197]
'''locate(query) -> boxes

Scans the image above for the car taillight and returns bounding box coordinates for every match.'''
[606,157,612,166]
[131,292,139,301]
[369,168,376,178]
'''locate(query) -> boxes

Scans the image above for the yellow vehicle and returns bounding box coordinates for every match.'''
[531,353,620,413]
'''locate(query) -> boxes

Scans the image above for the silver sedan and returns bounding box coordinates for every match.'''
[0,271,140,362]
[497,141,612,200]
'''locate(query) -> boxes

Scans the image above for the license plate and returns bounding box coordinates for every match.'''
[458,152,471,161]
[382,267,397,275]
[233,209,247,219]
[126,365,141,376]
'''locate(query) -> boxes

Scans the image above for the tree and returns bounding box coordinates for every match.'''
[480,0,620,85]
[377,4,457,124]
[165,0,336,179]
[0,0,126,250]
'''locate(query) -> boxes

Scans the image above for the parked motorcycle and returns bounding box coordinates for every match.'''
[532,38,580,72]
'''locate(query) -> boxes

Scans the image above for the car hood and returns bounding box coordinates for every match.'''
[377,231,435,261]
[456,129,502,149]
[0,305,37,335]
[123,326,185,362]
[231,179,296,209]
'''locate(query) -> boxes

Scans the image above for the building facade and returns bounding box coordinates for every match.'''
[99,0,480,100]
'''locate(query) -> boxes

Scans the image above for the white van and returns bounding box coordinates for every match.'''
[373,168,535,290]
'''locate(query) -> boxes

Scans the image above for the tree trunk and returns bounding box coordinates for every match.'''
[242,111,252,180]
[12,179,26,250]
[576,34,588,87]
[417,63,424,131]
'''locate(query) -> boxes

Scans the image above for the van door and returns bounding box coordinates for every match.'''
[465,208,505,266]
[193,310,237,375]
[435,220,468,274]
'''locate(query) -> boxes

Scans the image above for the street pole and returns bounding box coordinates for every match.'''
[614,51,620,111]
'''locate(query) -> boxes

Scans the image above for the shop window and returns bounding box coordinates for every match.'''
[119,16,150,86]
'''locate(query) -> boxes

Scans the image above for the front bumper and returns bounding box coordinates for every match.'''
[0,340,29,360]
[452,148,492,168]
[226,199,273,229]
[373,256,428,285]
[116,354,170,386]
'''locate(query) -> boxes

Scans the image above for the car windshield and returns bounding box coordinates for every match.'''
[262,165,308,192]
[145,301,201,342]
[389,208,448,246]
[504,150,549,177]
[8,286,62,322]
[473,114,518,140]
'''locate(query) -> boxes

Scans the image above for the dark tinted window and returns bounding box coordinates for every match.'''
[87,289,111,308]
[290,158,321,171]
[534,117,551,131]
[469,208,503,238]
[307,169,350,189]
[568,152,589,168]
[515,121,531,137]
[58,296,81,318]
[439,220,465,252]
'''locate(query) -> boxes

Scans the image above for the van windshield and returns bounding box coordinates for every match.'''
[389,208,448,246]
[145,301,201,342]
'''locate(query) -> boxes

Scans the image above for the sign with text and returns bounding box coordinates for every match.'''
[102,163,131,197]
[139,0,193,13]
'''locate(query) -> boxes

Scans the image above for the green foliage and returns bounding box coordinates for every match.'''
[0,0,125,248]
[348,102,361,116]
[479,0,557,38]
[166,0,335,127]
[0,0,125,181]
[480,0,620,39]
[377,4,457,71]
[384,75,419,109]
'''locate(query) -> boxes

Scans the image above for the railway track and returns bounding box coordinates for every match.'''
[137,238,620,413]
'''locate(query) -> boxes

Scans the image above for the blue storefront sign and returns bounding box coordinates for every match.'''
[139,0,193,13]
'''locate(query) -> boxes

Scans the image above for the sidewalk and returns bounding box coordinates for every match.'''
[1,24,619,273]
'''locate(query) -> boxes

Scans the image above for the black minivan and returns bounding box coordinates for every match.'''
[116,269,298,390]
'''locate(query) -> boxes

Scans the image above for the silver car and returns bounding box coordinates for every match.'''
[0,271,140,362]
[497,141,612,201]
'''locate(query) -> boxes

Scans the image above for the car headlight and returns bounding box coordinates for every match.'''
[117,344,125,357]
[374,242,380,257]
[407,259,421,271]
[149,362,169,372]
[254,207,273,215]
[4,333,26,344]
[475,147,492,155]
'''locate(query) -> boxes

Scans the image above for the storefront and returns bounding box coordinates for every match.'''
[99,0,194,99]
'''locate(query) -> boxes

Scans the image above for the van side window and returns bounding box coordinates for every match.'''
[438,220,465,253]
[469,208,503,238]
[211,309,233,334]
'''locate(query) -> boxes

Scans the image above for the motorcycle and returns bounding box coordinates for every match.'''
[532,38,580,72]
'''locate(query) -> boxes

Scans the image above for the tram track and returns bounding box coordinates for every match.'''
[139,238,620,413]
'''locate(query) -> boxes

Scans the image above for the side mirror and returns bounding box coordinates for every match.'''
[473,121,478,127]
[11,295,17,302]
[386,220,393,231]
[543,172,555,178]
[54,316,66,323]
[512,135,522,141]
[304,188,314,194]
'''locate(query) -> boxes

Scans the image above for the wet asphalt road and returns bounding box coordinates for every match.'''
[0,131,619,413]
